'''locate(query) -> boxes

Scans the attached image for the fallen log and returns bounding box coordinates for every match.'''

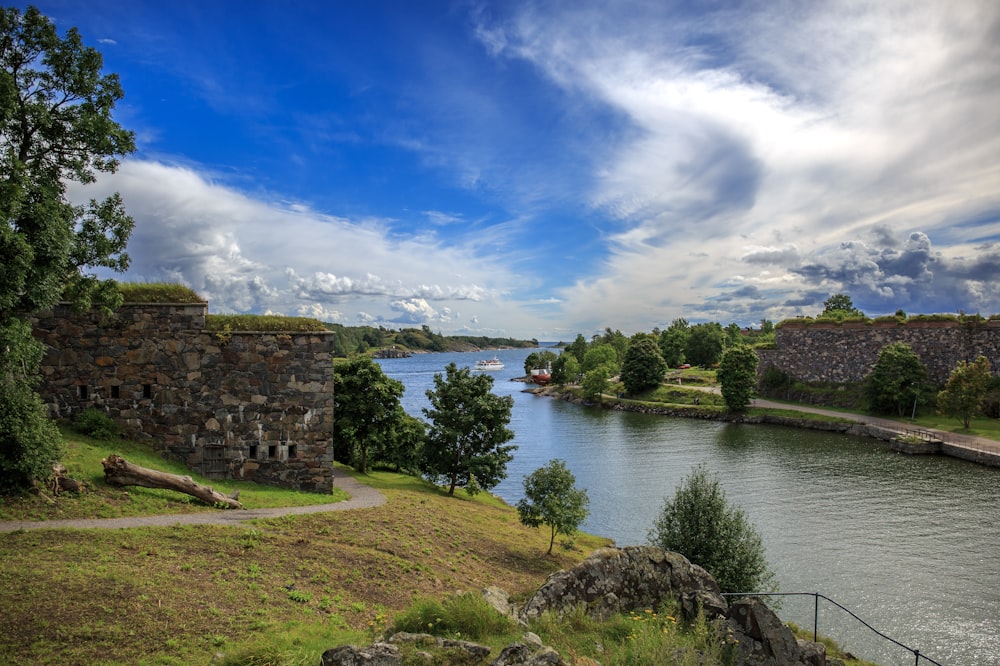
[50,463,86,495]
[101,454,244,509]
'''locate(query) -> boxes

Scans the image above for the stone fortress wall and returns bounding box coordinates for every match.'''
[31,302,335,492]
[756,319,1000,384]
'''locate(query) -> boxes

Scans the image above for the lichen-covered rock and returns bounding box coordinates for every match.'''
[320,642,401,665]
[726,597,826,666]
[520,545,727,622]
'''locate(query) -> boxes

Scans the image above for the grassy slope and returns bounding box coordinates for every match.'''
[0,434,610,665]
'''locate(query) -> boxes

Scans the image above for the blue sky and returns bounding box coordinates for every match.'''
[24,0,1000,339]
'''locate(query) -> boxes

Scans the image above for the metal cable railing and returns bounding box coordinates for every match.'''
[721,591,943,666]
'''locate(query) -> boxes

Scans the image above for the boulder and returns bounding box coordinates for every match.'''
[520,545,728,622]
[726,597,827,666]
[320,642,401,665]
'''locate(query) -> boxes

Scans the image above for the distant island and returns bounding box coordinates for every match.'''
[324,322,538,356]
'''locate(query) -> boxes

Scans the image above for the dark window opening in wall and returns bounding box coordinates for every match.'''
[288,444,297,458]
[110,385,120,399]
[77,385,88,399]
[142,384,152,399]
[249,444,258,459]
[267,444,276,459]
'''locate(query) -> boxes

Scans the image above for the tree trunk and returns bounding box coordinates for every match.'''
[101,454,244,509]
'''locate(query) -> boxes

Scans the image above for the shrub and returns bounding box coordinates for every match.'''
[118,282,204,303]
[73,408,119,439]
[649,465,775,594]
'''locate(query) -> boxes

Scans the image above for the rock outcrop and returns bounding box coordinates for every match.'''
[521,545,727,623]
[320,546,837,666]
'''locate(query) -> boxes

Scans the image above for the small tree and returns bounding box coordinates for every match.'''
[821,293,864,319]
[421,363,516,495]
[865,342,928,417]
[620,335,667,395]
[717,345,759,411]
[517,459,590,554]
[581,365,611,402]
[937,356,992,428]
[333,356,406,473]
[523,350,557,376]
[649,465,775,594]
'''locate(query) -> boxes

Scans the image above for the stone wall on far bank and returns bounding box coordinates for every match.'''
[756,320,1000,385]
[31,303,335,492]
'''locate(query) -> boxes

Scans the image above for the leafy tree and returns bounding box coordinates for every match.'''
[333,356,406,473]
[658,319,689,367]
[821,293,864,319]
[566,334,588,363]
[717,345,759,411]
[517,459,590,554]
[523,350,557,376]
[620,335,667,395]
[421,363,516,495]
[724,322,743,347]
[379,407,425,473]
[1,7,135,490]
[581,365,611,402]
[937,356,992,428]
[686,322,725,367]
[865,342,928,417]
[552,353,581,385]
[649,465,775,594]
[582,343,618,374]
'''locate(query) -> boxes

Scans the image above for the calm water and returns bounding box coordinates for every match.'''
[377,349,1000,665]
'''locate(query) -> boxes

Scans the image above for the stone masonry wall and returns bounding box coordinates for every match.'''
[756,320,1000,384]
[31,303,335,492]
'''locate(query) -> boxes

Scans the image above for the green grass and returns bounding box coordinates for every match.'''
[118,282,204,303]
[205,313,328,333]
[0,429,347,521]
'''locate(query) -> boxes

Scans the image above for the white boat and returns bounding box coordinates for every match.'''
[473,357,504,371]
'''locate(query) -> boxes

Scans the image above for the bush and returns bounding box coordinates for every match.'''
[649,465,775,594]
[73,408,119,439]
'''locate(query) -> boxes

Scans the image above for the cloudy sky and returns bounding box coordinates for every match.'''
[28,0,1000,339]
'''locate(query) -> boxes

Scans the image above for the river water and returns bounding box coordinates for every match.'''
[377,348,1000,665]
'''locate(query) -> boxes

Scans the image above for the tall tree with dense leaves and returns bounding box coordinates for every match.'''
[717,345,759,412]
[865,342,928,417]
[658,318,689,367]
[686,322,725,367]
[620,335,667,395]
[649,465,775,594]
[1,7,135,490]
[937,356,992,428]
[517,459,590,555]
[333,356,407,473]
[421,363,515,495]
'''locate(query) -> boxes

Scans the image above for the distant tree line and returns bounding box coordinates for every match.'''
[324,323,536,357]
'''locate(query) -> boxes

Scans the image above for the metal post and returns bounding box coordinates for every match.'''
[914,649,920,665]
[813,593,819,643]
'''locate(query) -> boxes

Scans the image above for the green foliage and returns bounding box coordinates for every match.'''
[821,293,864,319]
[685,323,725,367]
[937,356,992,428]
[420,363,516,495]
[333,356,407,473]
[72,408,118,439]
[517,459,590,554]
[523,350,558,376]
[864,342,929,417]
[392,592,515,640]
[205,314,327,333]
[649,465,775,594]
[566,334,589,363]
[620,335,667,396]
[0,323,63,491]
[582,343,619,373]
[118,282,204,303]
[658,319,689,368]
[716,345,759,412]
[0,6,134,489]
[581,365,611,401]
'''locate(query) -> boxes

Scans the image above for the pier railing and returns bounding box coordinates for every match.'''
[720,591,943,666]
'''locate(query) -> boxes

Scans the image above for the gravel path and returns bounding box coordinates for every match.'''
[0,465,385,533]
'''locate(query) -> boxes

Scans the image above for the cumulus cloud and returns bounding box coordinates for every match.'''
[66,160,532,330]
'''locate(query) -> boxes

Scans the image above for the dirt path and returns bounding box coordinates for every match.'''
[0,465,385,533]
